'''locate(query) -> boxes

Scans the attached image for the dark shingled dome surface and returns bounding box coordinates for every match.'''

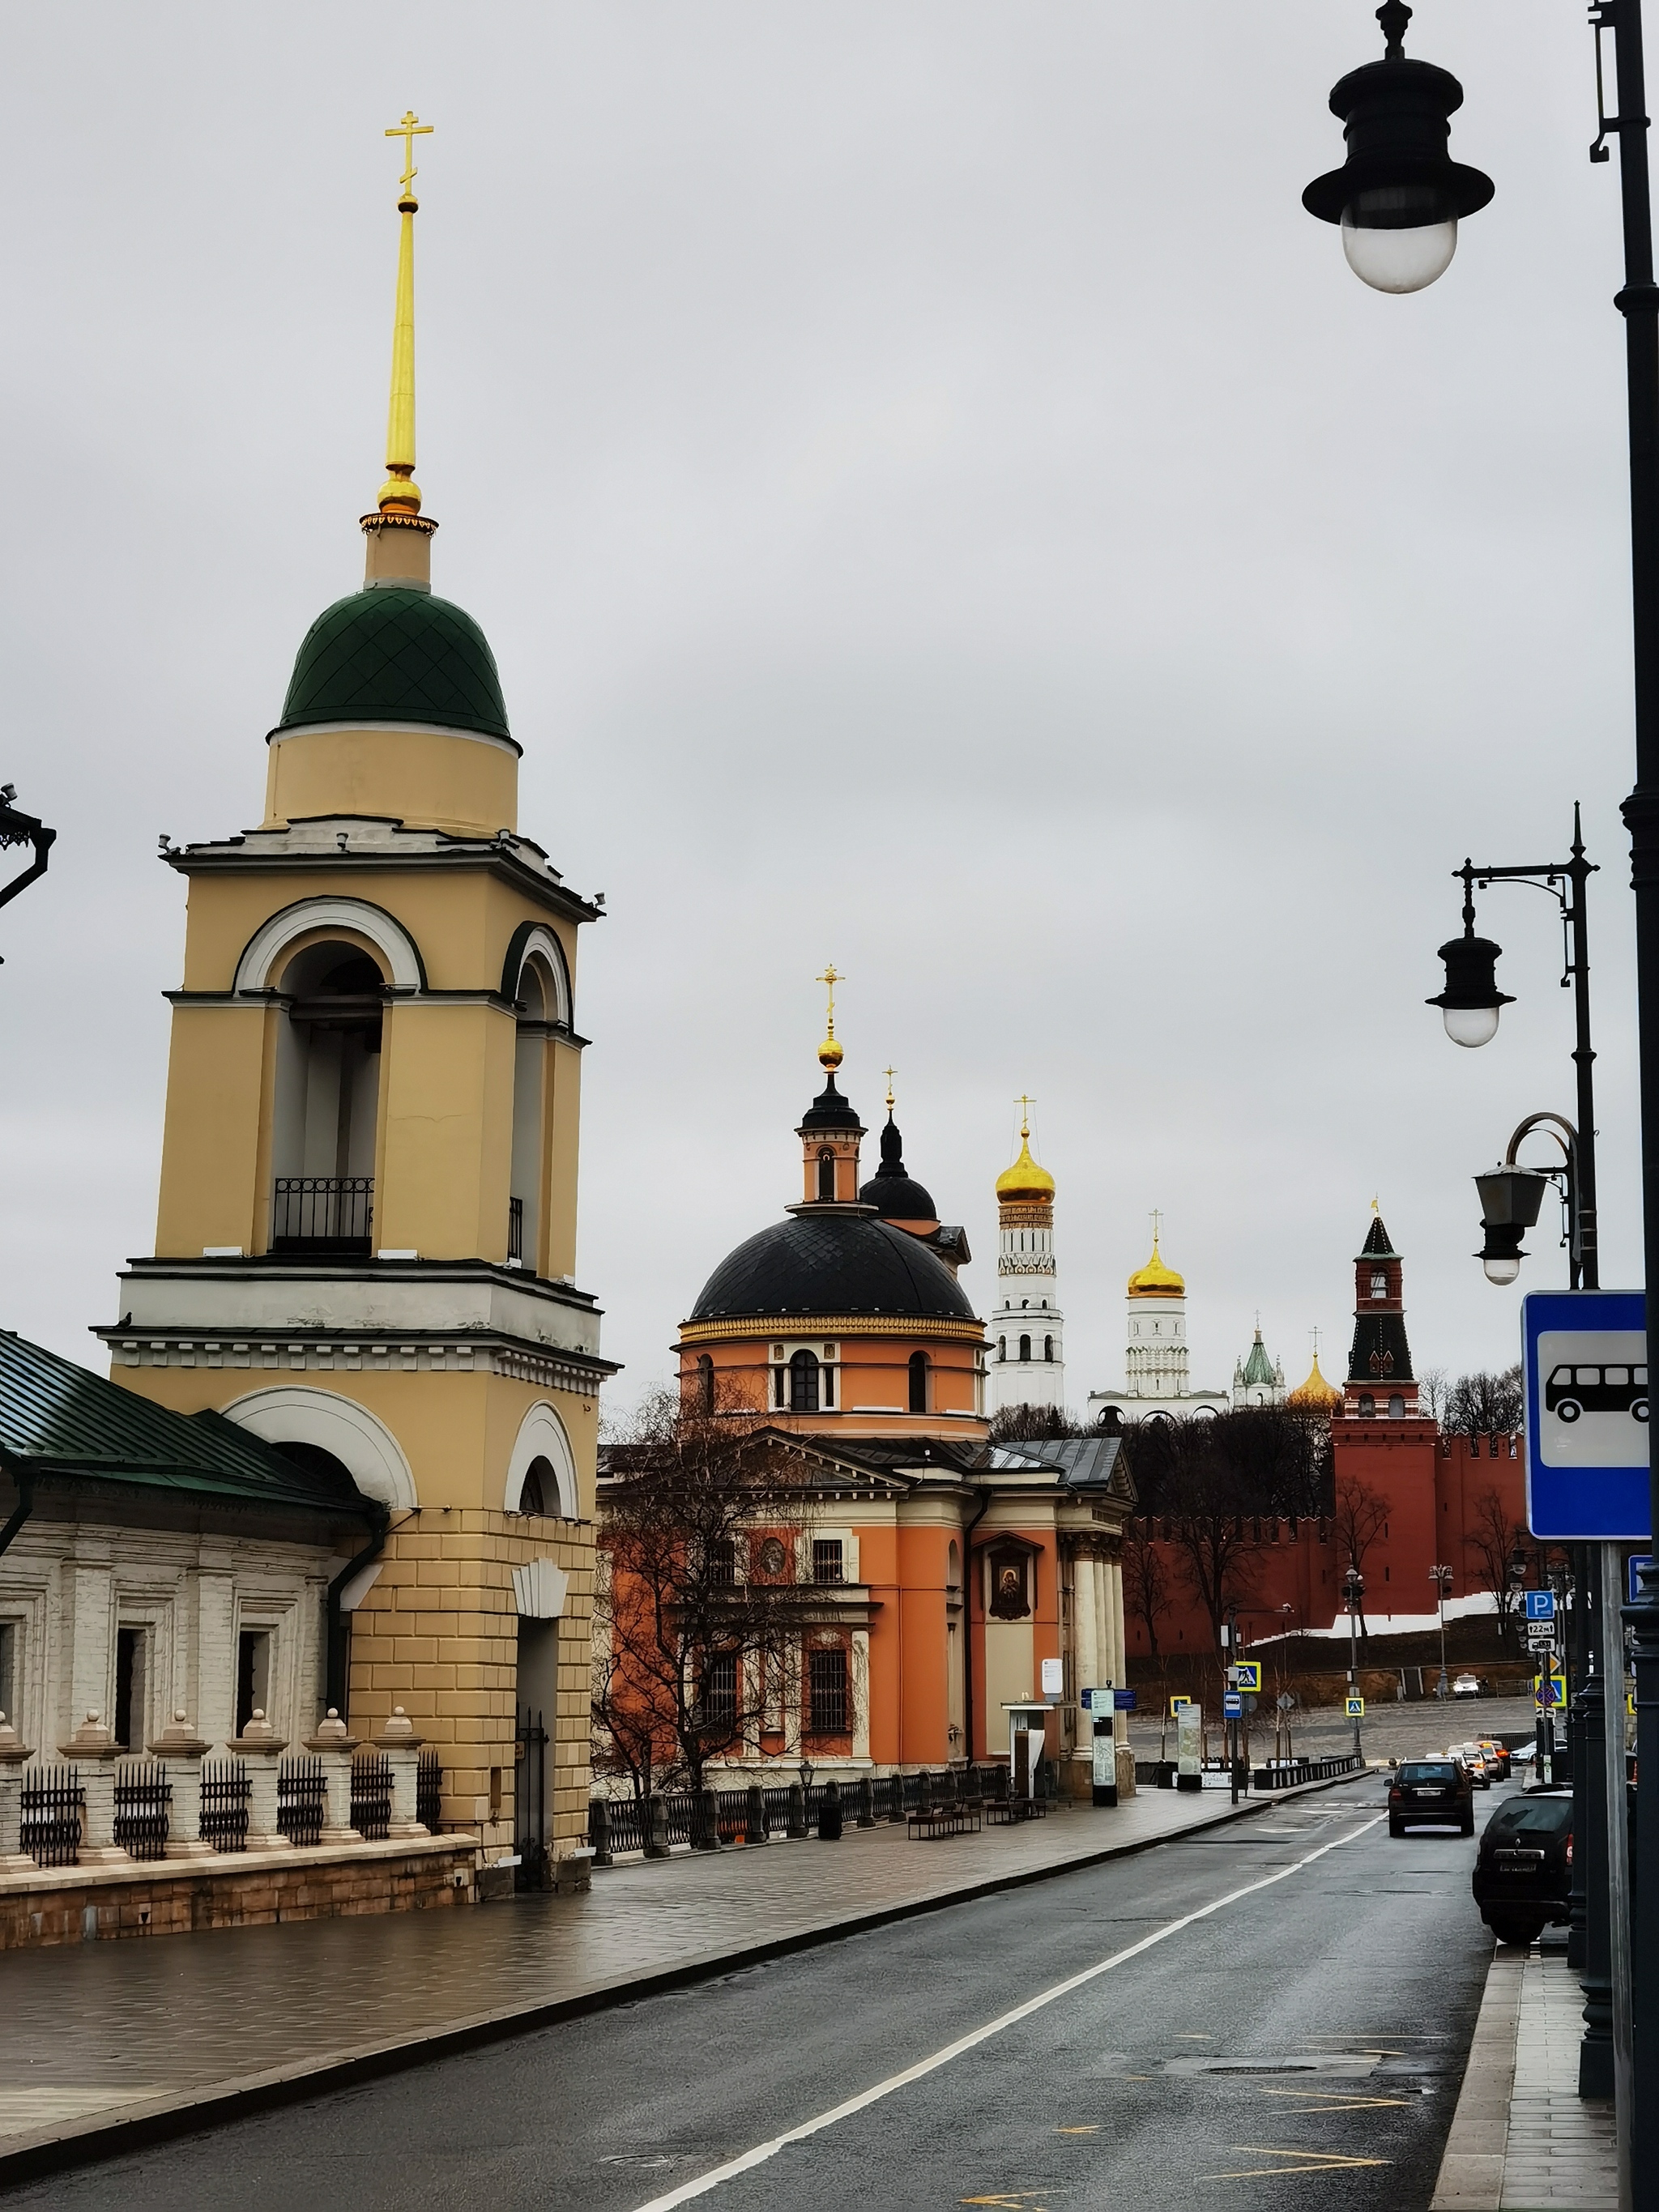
[689,1213,976,1323]
[276,587,511,742]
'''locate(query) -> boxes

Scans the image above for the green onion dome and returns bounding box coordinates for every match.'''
[274,587,511,744]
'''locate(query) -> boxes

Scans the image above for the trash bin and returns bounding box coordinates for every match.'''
[817,1782,843,1841]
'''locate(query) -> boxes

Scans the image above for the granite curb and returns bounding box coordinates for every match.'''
[0,1763,1375,2192]
[1430,1945,1523,2209]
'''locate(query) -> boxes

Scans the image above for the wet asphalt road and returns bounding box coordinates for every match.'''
[11,1771,1519,2212]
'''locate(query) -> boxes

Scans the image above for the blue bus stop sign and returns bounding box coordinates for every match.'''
[1223,1692,1243,1718]
[1521,1290,1651,1541]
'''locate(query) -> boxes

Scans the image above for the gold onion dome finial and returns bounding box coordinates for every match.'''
[376,112,433,517]
[1288,1351,1341,1409]
[816,963,844,1072]
[1128,1210,1183,1298]
[996,1096,1056,1201]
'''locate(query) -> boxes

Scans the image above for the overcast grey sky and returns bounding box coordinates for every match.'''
[0,2,1637,1417]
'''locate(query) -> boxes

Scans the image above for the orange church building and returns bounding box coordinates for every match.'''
[599,1012,1137,1795]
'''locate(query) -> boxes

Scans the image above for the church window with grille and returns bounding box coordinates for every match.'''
[812,1539,844,1584]
[790,1349,820,1412]
[703,1651,737,1723]
[808,1646,848,1733]
[817,1148,836,1200]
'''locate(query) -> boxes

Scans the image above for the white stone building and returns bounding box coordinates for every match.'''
[1087,1224,1229,1424]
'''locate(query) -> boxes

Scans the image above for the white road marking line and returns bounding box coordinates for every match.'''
[629,1813,1384,2210]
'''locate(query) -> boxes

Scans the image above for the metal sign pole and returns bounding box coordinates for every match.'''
[1603,1540,1636,2212]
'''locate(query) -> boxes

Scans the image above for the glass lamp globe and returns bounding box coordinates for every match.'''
[1341,189,1457,293]
[1443,1002,1500,1049]
[1482,1253,1522,1287]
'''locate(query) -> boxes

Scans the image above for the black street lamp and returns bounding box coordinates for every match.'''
[1302,0,1493,294]
[1311,3,1648,2167]
[1429,1563,1452,1702]
[1342,1566,1365,1761]
[1474,1115,1580,1289]
[1427,816,1601,1291]
[0,786,54,933]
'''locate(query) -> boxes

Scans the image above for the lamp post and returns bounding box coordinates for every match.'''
[1429,1564,1452,1703]
[0,786,55,933]
[1342,1566,1364,1760]
[1306,6,1642,2185]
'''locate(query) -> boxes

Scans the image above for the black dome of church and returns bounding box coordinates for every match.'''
[689,1209,974,1323]
[678,1008,985,1434]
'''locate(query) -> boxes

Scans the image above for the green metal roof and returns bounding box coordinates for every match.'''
[1240,1330,1278,1388]
[275,587,511,744]
[0,1332,372,1519]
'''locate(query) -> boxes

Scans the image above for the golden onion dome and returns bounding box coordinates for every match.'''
[1287,1352,1342,1410]
[1127,1238,1184,1299]
[818,1034,843,1072]
[996,1136,1056,1203]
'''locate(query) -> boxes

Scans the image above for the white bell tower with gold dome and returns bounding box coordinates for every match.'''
[1088,1216,1228,1423]
[987,1101,1064,1417]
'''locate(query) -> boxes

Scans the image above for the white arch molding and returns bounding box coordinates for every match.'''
[502,923,573,1027]
[221,1386,419,1510]
[505,1401,580,1519]
[234,897,425,995]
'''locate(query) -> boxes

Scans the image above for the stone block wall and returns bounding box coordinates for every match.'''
[346,1511,593,1861]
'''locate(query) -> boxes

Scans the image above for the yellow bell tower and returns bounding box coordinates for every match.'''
[99,121,615,1877]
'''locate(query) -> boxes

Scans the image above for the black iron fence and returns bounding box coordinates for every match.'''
[1252,1752,1366,1790]
[352,1750,393,1841]
[589,1767,1011,1861]
[271,1175,373,1251]
[278,1755,326,1848]
[21,1764,83,1868]
[113,1761,171,1860]
[416,1747,441,1832]
[200,1758,250,1852]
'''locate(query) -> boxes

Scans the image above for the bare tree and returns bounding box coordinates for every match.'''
[1418,1366,1449,1426]
[594,1390,818,1794]
[1444,1366,1525,1437]
[1463,1484,1528,1650]
[987,1402,1086,1443]
[1332,1470,1393,1644]
[1124,1519,1172,1657]
[1127,1407,1333,1653]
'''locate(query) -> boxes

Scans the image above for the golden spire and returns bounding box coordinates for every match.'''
[377,112,433,517]
[816,964,844,1072]
[883,1066,897,1112]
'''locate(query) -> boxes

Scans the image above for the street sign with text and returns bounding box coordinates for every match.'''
[1224,1692,1243,1718]
[1521,1290,1651,1540]
[1525,1590,1556,1622]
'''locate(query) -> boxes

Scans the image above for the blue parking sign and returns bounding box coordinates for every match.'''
[1521,1290,1651,1541]
[1525,1590,1555,1622]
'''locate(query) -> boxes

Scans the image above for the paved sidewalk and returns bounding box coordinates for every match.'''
[1431,1937,1618,2208]
[0,1769,1371,2182]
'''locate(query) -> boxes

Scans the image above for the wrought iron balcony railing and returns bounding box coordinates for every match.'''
[271,1176,373,1254]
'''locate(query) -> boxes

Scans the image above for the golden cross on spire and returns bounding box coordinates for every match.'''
[386,110,433,203]
[817,964,842,1036]
[883,1066,897,1111]
[1149,1207,1163,1247]
[1311,1324,1323,1360]
[1016,1093,1034,1140]
[815,965,845,1075]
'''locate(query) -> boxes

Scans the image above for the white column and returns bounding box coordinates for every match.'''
[1073,1554,1099,1698]
[851,1630,871,1762]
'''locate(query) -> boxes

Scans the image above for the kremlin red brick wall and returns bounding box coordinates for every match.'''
[1123,1424,1529,1656]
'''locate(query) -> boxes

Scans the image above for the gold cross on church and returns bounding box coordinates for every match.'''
[883,1066,897,1110]
[817,963,842,1032]
[1149,1207,1163,1245]
[386,110,433,201]
[1015,1093,1035,1138]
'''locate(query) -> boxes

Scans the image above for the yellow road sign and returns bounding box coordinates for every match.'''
[1235,1661,1262,1693]
[1346,1695,1365,1718]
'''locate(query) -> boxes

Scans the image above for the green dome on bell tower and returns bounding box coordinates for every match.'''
[275,586,512,744]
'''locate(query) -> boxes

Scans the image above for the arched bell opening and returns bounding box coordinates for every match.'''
[269,940,386,1253]
[508,959,552,1271]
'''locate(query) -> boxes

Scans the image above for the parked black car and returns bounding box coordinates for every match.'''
[1388,1757,1475,1837]
[1471,1789,1572,1948]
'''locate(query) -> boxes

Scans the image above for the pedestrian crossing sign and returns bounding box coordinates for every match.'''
[1169,1695,1193,1716]
[1235,1661,1262,1693]
[1346,1695,1365,1719]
